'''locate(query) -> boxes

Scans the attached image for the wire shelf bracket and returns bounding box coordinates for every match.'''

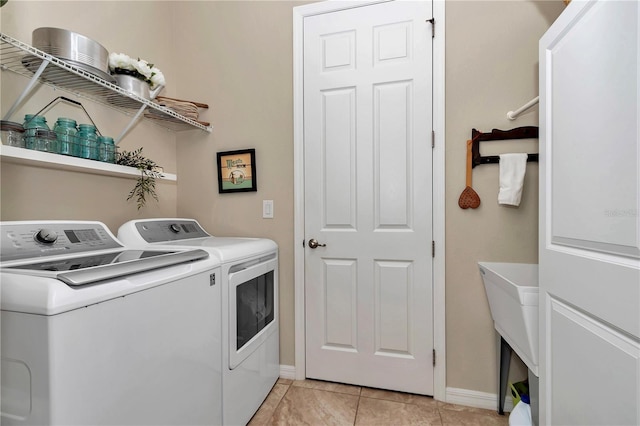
[0,32,212,135]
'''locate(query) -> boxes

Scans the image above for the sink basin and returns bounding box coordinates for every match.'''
[478,262,539,376]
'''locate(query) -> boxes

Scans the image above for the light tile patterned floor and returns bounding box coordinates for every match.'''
[248,379,509,426]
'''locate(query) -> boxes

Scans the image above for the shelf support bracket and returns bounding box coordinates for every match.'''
[115,103,148,145]
[3,59,50,121]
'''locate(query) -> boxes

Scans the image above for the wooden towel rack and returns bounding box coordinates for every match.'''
[471,126,539,168]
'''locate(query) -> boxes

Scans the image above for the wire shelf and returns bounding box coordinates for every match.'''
[0,33,212,133]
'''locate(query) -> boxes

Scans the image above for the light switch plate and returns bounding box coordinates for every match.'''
[263,200,274,219]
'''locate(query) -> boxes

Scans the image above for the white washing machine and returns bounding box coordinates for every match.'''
[117,218,279,426]
[0,220,223,426]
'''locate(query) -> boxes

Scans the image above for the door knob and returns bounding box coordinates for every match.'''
[308,238,326,249]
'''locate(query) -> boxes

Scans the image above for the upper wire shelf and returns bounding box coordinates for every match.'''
[0,32,212,133]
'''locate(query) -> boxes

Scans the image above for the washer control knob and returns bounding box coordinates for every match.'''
[35,228,58,244]
[169,224,181,233]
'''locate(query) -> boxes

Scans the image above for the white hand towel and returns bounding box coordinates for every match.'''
[498,153,528,206]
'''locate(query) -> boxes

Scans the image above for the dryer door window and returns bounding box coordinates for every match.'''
[228,256,278,370]
[236,270,274,350]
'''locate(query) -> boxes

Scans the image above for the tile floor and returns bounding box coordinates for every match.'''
[248,379,509,425]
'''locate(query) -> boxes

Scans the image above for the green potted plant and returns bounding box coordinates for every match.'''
[116,147,163,210]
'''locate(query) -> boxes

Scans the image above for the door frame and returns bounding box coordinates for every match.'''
[293,0,446,401]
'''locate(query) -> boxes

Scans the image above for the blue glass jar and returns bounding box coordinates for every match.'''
[97,136,116,163]
[77,124,98,160]
[23,114,49,150]
[53,117,77,156]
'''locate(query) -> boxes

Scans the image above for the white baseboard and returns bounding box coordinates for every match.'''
[446,387,513,413]
[279,364,296,380]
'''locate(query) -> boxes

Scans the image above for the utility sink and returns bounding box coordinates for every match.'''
[479,262,539,376]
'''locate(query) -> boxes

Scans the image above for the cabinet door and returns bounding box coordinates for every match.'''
[539,1,640,425]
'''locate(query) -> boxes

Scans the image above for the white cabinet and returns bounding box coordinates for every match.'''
[539,1,640,424]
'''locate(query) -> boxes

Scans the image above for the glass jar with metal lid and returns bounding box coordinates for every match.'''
[23,114,49,150]
[0,120,26,148]
[34,129,58,153]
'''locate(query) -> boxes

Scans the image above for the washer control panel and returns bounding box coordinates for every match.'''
[134,219,210,243]
[1,221,122,262]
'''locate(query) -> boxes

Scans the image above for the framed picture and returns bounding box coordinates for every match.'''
[217,149,257,193]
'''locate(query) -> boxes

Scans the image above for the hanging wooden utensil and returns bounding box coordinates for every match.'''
[458,139,481,209]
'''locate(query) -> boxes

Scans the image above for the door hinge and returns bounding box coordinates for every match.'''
[210,273,216,286]
[433,349,436,367]
[427,18,435,38]
[431,130,435,149]
[432,241,435,258]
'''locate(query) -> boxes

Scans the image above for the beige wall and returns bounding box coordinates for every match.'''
[170,1,311,367]
[1,0,564,396]
[0,1,182,232]
[445,1,564,392]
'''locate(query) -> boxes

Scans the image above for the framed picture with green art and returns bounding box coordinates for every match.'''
[216,149,257,193]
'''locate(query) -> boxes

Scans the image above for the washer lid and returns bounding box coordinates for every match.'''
[4,248,209,286]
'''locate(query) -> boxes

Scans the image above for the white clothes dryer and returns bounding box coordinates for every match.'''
[0,220,223,426]
[117,218,279,426]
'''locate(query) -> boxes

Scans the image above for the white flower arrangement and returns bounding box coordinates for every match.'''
[108,52,165,89]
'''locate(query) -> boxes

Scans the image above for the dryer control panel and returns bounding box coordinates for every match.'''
[132,219,210,243]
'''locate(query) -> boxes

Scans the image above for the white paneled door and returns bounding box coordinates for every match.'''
[539,1,640,424]
[303,1,434,395]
